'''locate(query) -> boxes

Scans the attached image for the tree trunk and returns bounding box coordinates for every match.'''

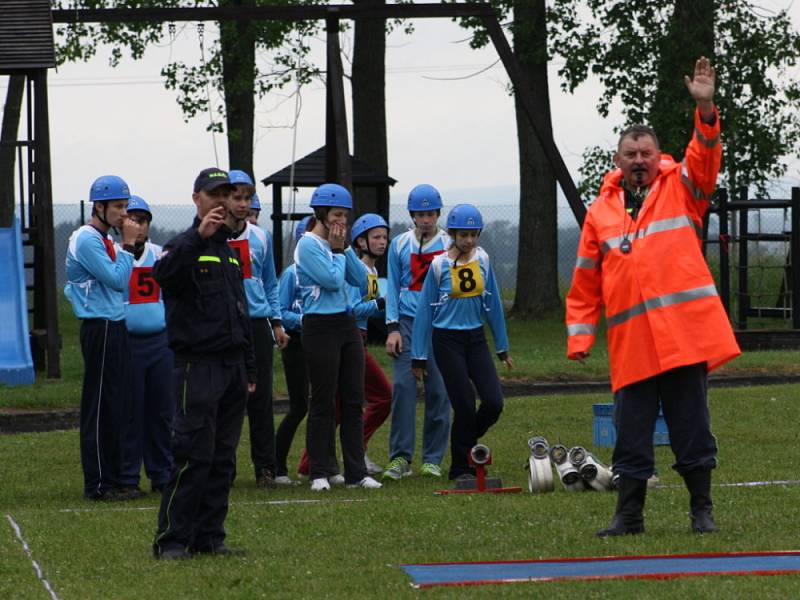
[511,0,560,317]
[0,75,25,228]
[351,0,388,221]
[649,0,715,161]
[220,0,256,177]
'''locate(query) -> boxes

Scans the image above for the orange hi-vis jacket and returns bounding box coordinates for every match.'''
[566,108,740,391]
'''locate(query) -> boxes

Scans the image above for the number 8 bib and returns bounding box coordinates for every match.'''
[449,260,484,298]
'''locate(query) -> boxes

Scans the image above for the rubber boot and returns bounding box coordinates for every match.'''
[684,470,717,534]
[596,476,647,537]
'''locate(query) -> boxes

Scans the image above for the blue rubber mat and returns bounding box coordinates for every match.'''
[401,551,800,588]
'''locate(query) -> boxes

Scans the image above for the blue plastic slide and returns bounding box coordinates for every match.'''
[0,217,35,385]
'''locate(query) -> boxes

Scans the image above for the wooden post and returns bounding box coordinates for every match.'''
[737,187,749,329]
[325,14,353,195]
[272,185,283,273]
[791,187,800,329]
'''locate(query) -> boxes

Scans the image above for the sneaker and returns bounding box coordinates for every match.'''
[310,478,331,491]
[256,469,278,489]
[274,475,297,486]
[155,546,192,561]
[382,456,412,480]
[328,474,345,486]
[420,463,443,478]
[364,454,384,476]
[346,476,383,489]
[191,543,246,557]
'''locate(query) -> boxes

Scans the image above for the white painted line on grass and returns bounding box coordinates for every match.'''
[654,479,800,490]
[59,497,369,514]
[5,513,61,600]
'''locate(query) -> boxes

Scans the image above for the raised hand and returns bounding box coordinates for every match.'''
[684,56,716,119]
[198,206,226,239]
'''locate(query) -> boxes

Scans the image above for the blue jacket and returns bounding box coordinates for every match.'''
[65,224,134,321]
[228,222,281,321]
[411,247,509,362]
[347,263,383,331]
[122,241,166,335]
[278,264,303,332]
[385,228,450,326]
[293,232,367,316]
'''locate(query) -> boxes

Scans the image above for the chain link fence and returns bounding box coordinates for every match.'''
[50,201,583,294]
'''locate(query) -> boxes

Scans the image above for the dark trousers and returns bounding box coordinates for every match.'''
[247,318,276,477]
[275,331,309,477]
[153,358,247,554]
[432,327,504,479]
[79,319,129,497]
[302,313,366,483]
[120,331,174,489]
[612,362,717,480]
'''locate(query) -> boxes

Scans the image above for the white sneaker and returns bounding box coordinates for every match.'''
[274,475,297,486]
[328,474,345,486]
[346,476,383,489]
[310,478,331,491]
[364,454,383,476]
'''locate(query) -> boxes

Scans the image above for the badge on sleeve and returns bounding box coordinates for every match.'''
[227,239,253,279]
[449,260,484,298]
[129,267,160,304]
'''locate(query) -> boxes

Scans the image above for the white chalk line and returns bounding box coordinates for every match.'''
[58,496,370,514]
[5,513,61,600]
[653,479,800,490]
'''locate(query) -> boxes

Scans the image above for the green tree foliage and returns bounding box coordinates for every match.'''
[53,0,321,172]
[548,0,800,198]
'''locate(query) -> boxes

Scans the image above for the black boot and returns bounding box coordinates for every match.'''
[597,477,647,537]
[684,470,717,534]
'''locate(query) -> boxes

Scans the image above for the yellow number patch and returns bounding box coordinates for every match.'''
[366,273,379,300]
[449,260,484,298]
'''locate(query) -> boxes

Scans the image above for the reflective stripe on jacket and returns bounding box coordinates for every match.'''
[565,107,740,391]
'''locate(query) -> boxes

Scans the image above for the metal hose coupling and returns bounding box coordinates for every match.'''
[469,443,492,466]
[526,436,554,493]
[579,453,614,491]
[550,444,584,491]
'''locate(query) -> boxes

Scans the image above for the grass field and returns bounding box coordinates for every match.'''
[2,384,800,598]
[2,299,800,411]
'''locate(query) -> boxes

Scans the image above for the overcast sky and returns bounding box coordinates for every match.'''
[3,3,799,216]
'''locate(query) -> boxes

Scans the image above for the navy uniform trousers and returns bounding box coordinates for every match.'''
[153,357,247,554]
[612,362,718,480]
[120,330,175,490]
[79,318,129,498]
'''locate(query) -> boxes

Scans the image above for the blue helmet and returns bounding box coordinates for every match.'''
[126,195,152,219]
[351,213,389,242]
[295,215,312,241]
[251,193,261,211]
[89,175,130,202]
[447,204,483,230]
[229,169,255,186]
[310,183,352,209]
[407,184,442,212]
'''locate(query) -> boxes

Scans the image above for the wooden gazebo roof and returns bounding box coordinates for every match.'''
[261,146,396,188]
[0,0,55,73]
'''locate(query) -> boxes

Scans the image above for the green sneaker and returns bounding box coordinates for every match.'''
[420,463,442,478]
[382,457,412,480]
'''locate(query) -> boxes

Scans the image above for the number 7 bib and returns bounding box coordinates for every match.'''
[449,260,484,298]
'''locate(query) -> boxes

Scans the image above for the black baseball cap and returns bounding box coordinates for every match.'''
[193,167,235,193]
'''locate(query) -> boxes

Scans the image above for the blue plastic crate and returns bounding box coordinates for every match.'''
[593,403,670,448]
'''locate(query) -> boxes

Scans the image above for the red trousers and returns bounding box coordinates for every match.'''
[297,335,391,476]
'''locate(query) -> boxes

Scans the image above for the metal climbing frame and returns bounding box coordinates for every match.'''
[705,187,800,332]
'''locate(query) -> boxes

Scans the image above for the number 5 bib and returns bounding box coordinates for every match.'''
[449,260,484,298]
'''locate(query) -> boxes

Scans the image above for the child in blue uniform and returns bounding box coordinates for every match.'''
[119,195,174,494]
[294,184,381,491]
[383,184,451,480]
[275,217,311,485]
[65,175,143,501]
[226,170,290,488]
[411,204,513,481]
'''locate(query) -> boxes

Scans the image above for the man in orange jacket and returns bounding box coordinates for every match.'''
[566,57,740,536]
